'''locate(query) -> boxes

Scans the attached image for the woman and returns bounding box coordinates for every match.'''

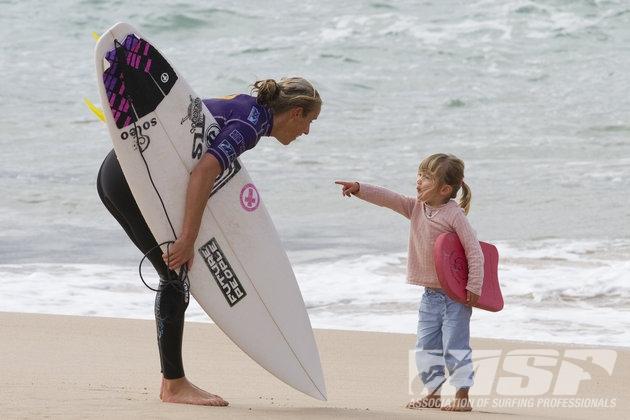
[96,77,321,406]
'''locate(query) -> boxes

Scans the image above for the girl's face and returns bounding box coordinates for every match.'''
[417,172,435,202]
[417,171,451,205]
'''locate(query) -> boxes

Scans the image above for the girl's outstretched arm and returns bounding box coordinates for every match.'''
[334,180,416,219]
[335,180,360,196]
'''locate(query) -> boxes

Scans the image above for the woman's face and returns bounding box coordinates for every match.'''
[277,106,320,145]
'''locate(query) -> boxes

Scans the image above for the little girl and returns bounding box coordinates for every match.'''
[335,153,484,412]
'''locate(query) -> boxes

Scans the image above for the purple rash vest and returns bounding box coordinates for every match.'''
[203,94,273,171]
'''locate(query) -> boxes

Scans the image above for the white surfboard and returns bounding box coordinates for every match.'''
[94,22,326,401]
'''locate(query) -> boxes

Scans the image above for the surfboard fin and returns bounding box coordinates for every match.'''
[86,32,105,123]
[83,97,106,122]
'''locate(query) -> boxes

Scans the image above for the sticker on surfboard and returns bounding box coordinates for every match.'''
[102,34,177,129]
[198,238,247,307]
[240,183,260,212]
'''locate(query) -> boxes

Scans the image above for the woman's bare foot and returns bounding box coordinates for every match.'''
[441,388,472,412]
[160,377,229,406]
[406,394,441,409]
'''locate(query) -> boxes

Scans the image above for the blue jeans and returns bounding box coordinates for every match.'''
[415,288,473,393]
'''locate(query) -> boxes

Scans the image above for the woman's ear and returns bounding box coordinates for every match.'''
[440,184,453,197]
[291,106,304,119]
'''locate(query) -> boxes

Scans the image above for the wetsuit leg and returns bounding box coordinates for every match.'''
[96,149,188,379]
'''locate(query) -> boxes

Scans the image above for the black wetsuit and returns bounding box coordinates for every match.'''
[96,95,272,379]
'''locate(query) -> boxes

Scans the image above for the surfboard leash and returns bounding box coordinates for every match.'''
[138,241,189,298]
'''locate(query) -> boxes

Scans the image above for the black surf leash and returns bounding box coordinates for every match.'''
[138,241,190,299]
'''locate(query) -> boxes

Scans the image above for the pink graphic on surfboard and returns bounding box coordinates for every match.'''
[434,232,503,312]
[240,183,260,212]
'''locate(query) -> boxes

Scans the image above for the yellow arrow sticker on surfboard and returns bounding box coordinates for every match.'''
[84,97,106,122]
[84,31,106,123]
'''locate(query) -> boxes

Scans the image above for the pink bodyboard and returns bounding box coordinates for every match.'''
[434,233,503,312]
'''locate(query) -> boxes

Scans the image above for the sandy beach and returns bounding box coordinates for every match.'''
[1,312,627,419]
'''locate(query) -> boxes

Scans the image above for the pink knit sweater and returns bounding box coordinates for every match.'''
[356,183,484,295]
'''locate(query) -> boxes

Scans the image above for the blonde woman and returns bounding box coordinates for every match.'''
[97,77,321,406]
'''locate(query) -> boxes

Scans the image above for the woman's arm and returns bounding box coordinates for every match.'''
[163,153,222,270]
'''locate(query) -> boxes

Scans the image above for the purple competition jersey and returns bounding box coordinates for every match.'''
[203,94,273,171]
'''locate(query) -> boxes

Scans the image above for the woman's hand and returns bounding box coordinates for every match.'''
[466,290,480,307]
[163,236,195,270]
[334,180,360,197]
[163,154,222,271]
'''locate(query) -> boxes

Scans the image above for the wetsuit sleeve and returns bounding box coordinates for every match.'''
[206,120,259,172]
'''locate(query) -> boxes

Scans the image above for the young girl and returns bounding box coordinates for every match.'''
[335,153,483,412]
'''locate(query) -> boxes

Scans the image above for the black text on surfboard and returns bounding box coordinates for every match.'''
[198,238,247,307]
[119,117,157,152]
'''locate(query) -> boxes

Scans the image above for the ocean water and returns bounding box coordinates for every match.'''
[1,0,629,347]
